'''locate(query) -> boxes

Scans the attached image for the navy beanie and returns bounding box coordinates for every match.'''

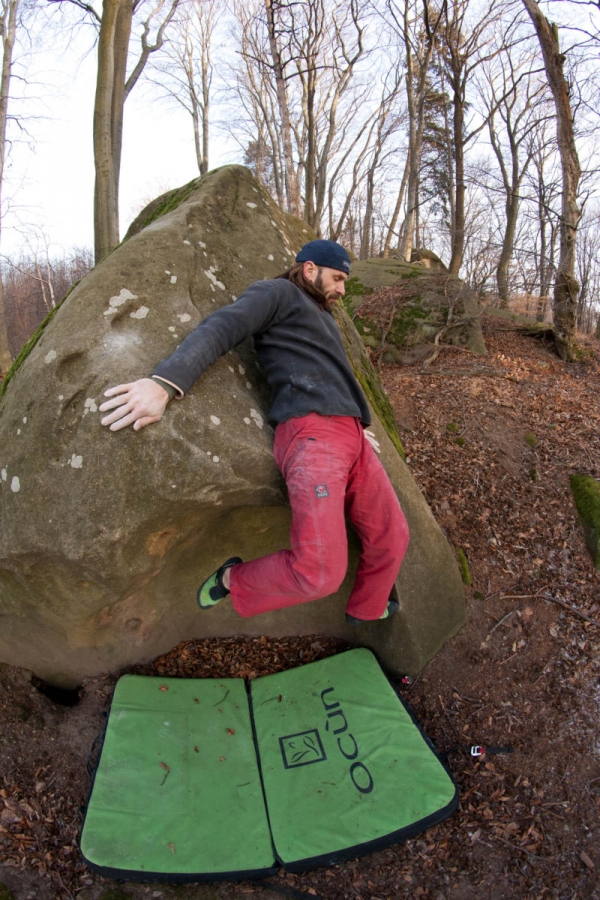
[296,239,351,274]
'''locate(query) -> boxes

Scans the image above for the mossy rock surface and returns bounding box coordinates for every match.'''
[0,165,464,686]
[347,262,486,359]
[570,474,600,569]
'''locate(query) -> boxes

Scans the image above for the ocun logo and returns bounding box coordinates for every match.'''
[321,686,374,794]
[280,730,327,768]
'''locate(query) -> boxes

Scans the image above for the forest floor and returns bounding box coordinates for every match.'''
[1,314,599,900]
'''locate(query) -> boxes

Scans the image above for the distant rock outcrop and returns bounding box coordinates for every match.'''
[0,166,465,687]
[347,256,486,363]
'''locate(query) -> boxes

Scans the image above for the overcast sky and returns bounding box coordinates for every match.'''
[2,24,241,260]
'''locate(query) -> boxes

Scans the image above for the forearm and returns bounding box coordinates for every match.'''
[151,282,284,394]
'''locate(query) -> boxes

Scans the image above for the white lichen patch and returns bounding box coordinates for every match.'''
[250,408,264,429]
[69,454,83,469]
[11,476,20,493]
[130,306,149,320]
[210,415,221,426]
[212,456,220,463]
[268,254,274,261]
[22,417,27,424]
[243,417,251,425]
[183,240,191,245]
[17,429,21,435]
[177,314,191,323]
[228,366,234,373]
[246,202,258,209]
[168,326,176,333]
[204,268,225,290]
[84,398,98,415]
[246,382,252,390]
[58,395,64,400]
[198,241,206,249]
[104,288,138,316]
[270,220,277,228]
[238,365,245,375]
[165,270,171,275]
[170,275,177,284]
[1,468,6,481]
[45,350,57,364]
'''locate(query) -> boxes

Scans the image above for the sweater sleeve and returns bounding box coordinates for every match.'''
[151,280,287,394]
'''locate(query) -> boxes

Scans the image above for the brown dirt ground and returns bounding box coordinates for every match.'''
[1,315,599,900]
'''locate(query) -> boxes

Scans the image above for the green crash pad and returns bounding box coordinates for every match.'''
[80,649,458,881]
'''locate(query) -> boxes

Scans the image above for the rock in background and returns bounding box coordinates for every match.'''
[346,256,487,364]
[0,165,465,687]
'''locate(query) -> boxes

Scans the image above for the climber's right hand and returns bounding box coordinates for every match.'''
[99,378,170,432]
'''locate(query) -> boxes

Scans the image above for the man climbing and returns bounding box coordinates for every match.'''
[100,239,409,625]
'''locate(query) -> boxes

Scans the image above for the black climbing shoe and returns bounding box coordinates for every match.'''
[345,598,399,626]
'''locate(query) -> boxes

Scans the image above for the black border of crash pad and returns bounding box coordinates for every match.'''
[248,648,459,873]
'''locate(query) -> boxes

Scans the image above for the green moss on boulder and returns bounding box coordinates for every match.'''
[570,474,600,569]
[0,283,79,401]
[457,548,471,585]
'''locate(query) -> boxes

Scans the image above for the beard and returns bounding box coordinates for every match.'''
[314,270,338,307]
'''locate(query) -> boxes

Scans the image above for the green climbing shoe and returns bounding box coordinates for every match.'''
[197,557,242,609]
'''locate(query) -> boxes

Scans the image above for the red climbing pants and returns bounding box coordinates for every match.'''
[230,413,409,620]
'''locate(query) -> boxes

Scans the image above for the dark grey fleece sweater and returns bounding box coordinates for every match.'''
[152,278,371,426]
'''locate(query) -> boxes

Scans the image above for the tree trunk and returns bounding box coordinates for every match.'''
[93,0,133,263]
[304,74,317,228]
[521,0,581,361]
[382,154,409,257]
[264,0,299,216]
[448,73,465,275]
[0,0,19,373]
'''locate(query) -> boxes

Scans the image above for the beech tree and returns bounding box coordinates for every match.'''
[521,0,582,360]
[150,0,223,176]
[381,0,443,262]
[57,0,180,262]
[480,48,549,306]
[439,0,504,276]
[0,0,21,373]
[232,0,368,233]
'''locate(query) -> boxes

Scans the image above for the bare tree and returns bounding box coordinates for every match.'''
[264,0,300,214]
[359,68,404,258]
[480,47,549,306]
[2,246,93,355]
[55,0,180,262]
[382,0,444,262]
[521,0,582,360]
[524,123,561,320]
[233,0,369,234]
[439,0,506,276]
[0,0,21,373]
[576,208,600,334]
[150,0,223,176]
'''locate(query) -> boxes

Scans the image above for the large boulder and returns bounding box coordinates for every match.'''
[0,165,465,688]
